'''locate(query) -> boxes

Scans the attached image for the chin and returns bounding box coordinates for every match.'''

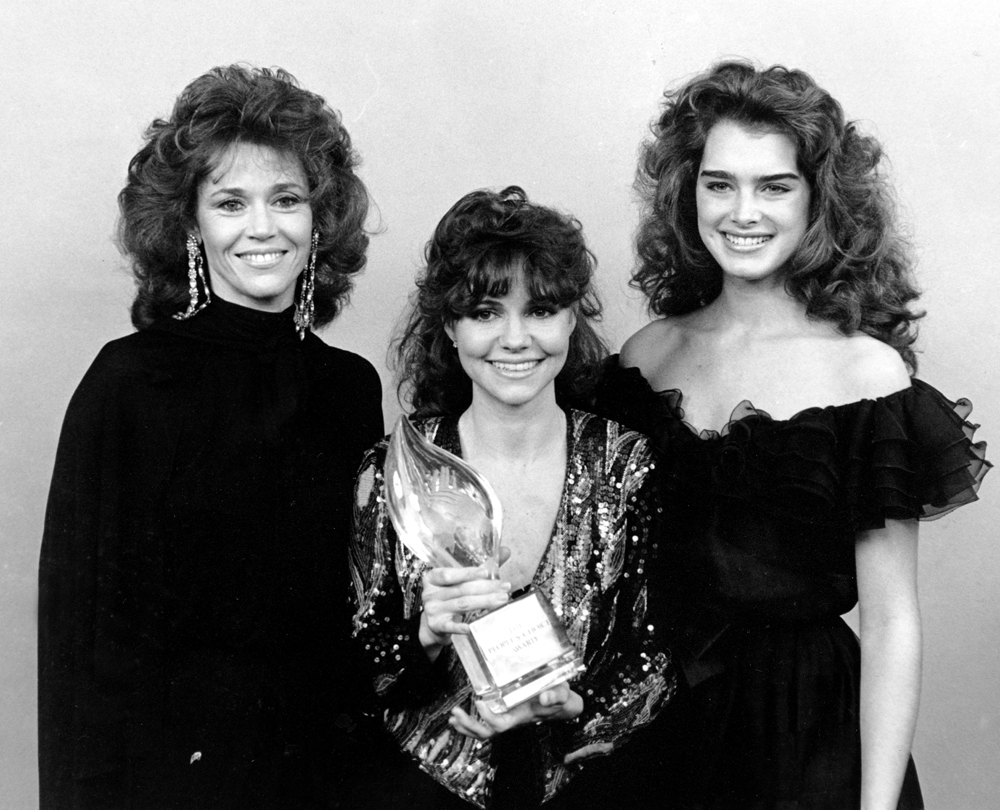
[719,259,784,283]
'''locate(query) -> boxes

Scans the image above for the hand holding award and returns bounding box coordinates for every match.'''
[384,415,585,714]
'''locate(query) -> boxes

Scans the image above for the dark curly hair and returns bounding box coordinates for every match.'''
[395,186,607,417]
[118,64,369,330]
[634,59,922,370]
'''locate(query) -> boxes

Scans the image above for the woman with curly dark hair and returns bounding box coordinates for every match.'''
[348,187,675,809]
[594,61,990,809]
[395,187,606,418]
[38,65,383,809]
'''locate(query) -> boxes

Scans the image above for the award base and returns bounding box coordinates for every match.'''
[452,588,585,714]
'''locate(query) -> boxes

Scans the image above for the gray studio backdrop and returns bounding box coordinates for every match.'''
[2,1,997,807]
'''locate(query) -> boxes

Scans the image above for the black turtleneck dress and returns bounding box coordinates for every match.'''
[38,299,384,809]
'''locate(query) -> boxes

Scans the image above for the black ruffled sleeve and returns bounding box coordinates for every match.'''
[595,356,991,534]
[839,378,990,529]
[592,356,689,455]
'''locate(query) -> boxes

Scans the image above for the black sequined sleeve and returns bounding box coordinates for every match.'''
[348,442,449,710]
[561,432,677,760]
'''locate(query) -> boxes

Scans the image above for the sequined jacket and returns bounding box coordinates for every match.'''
[349,410,676,808]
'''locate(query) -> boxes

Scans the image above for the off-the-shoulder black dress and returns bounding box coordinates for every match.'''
[591,357,990,810]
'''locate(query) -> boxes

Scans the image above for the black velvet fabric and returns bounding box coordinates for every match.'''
[590,356,990,810]
[38,298,384,809]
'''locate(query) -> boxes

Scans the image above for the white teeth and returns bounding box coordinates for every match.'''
[492,360,539,372]
[724,233,771,247]
[240,252,284,266]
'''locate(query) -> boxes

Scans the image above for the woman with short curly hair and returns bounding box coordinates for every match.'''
[595,61,989,809]
[395,186,606,417]
[350,187,675,809]
[118,64,370,330]
[38,65,383,809]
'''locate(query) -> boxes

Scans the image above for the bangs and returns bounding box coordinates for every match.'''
[451,253,583,316]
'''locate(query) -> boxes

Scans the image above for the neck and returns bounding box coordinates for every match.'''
[458,395,566,464]
[705,276,807,334]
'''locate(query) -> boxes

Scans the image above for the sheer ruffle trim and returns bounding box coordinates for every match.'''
[594,357,991,533]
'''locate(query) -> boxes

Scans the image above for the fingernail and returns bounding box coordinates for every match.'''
[501,582,512,592]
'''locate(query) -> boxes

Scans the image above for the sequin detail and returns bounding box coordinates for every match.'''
[349,411,676,808]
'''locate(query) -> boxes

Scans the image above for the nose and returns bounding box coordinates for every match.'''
[248,203,277,238]
[730,189,760,226]
[499,314,530,350]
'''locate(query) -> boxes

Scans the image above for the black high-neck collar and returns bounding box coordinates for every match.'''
[153,297,301,352]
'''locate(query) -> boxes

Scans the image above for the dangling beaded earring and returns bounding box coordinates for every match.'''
[174,235,211,320]
[294,229,318,340]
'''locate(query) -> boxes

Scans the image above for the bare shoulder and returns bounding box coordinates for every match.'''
[620,317,688,372]
[838,333,912,400]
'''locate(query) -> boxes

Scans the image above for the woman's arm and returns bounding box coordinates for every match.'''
[39,366,111,806]
[349,445,451,709]
[551,441,675,762]
[855,518,921,810]
[38,342,169,804]
[418,564,511,661]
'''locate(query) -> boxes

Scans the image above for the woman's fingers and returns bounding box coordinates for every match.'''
[425,566,501,587]
[422,569,510,615]
[493,687,585,730]
[486,691,560,729]
[468,701,523,734]
[533,686,583,720]
[422,588,509,623]
[449,705,495,740]
[536,683,570,708]
[422,610,469,638]
[449,685,586,738]
[420,567,511,642]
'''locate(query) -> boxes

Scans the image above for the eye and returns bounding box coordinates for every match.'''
[274,194,305,209]
[762,183,791,195]
[529,305,557,318]
[703,181,731,193]
[216,198,245,212]
[469,307,497,322]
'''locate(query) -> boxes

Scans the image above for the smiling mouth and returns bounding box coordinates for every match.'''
[723,233,772,247]
[490,360,541,373]
[238,251,287,267]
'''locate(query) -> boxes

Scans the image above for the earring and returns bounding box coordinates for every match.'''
[174,235,211,320]
[452,340,458,348]
[294,229,318,340]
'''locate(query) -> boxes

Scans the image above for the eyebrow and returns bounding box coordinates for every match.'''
[205,181,307,196]
[699,169,801,183]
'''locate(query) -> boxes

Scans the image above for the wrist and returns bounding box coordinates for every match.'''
[418,612,450,660]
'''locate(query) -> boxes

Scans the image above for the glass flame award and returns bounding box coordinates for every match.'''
[384,415,585,713]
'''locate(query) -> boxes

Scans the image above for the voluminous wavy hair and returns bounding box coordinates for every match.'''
[118,64,369,330]
[634,60,922,371]
[395,186,607,418]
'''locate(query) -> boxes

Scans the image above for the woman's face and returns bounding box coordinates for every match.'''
[695,120,811,286]
[445,273,576,412]
[193,142,313,312]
